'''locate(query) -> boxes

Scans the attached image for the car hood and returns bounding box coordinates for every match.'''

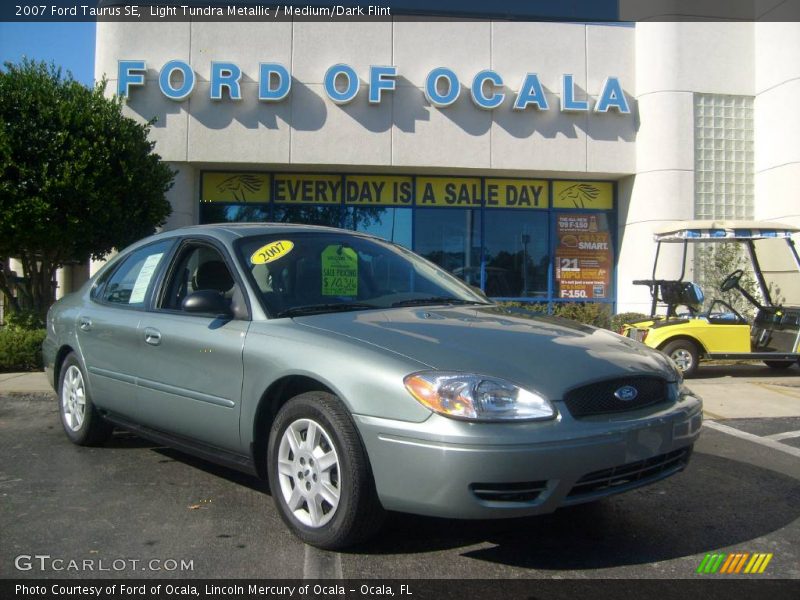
[294,305,678,400]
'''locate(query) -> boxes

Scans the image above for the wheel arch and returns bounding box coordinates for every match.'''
[251,375,335,479]
[657,335,708,358]
[53,344,77,389]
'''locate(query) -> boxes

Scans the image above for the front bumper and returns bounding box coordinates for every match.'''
[354,391,702,519]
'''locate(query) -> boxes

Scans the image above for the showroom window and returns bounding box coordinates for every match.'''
[483,211,549,298]
[414,208,482,289]
[198,171,616,306]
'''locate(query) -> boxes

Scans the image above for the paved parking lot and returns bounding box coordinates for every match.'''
[1,364,799,581]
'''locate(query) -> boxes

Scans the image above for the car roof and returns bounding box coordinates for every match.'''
[654,219,800,242]
[152,223,379,244]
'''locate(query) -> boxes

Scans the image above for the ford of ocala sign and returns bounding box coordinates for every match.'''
[118,60,631,114]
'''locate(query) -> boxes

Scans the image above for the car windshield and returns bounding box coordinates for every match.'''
[236,232,491,317]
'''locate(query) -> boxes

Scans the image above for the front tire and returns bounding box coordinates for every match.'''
[58,353,112,445]
[267,391,385,549]
[662,339,700,378]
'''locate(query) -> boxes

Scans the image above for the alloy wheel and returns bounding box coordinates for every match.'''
[277,418,341,528]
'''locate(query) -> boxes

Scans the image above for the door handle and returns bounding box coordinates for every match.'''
[143,327,162,346]
[79,317,92,332]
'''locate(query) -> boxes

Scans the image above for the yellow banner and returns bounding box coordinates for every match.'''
[485,179,549,209]
[201,172,270,203]
[273,174,342,204]
[553,181,613,210]
[416,177,482,207]
[344,175,414,206]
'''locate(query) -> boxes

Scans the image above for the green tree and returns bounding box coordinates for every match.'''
[0,60,173,320]
[694,242,760,318]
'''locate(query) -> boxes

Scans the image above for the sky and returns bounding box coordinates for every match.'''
[0,22,96,85]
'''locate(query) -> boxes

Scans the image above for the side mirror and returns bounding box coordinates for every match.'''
[181,290,232,318]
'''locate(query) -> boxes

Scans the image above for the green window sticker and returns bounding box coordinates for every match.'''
[321,245,358,297]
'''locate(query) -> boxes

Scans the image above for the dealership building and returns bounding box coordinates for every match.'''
[41,18,799,315]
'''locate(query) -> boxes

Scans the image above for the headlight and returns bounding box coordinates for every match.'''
[404,371,555,421]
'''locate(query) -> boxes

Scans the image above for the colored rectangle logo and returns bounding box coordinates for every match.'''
[697,552,773,574]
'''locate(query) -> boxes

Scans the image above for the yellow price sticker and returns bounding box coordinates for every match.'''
[250,240,295,265]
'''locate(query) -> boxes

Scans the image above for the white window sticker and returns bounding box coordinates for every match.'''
[128,253,164,304]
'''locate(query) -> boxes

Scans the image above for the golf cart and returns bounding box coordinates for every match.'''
[621,220,800,377]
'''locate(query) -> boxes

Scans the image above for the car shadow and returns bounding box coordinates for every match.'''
[690,363,799,380]
[152,446,271,494]
[119,433,799,571]
[349,452,800,569]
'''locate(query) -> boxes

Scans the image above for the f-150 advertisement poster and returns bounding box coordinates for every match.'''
[555,213,613,299]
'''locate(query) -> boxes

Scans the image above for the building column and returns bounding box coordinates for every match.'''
[616,23,696,314]
[754,22,800,228]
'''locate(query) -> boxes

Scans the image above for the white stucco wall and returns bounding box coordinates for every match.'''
[754,22,800,229]
[616,22,754,314]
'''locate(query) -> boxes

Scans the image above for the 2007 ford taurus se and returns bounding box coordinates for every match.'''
[44,224,702,549]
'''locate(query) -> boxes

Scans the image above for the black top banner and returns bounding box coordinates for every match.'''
[2,0,800,22]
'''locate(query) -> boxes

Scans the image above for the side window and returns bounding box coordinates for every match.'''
[99,241,172,308]
[160,244,237,311]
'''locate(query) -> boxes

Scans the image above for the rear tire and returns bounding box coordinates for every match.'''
[764,360,795,370]
[662,339,700,378]
[58,353,113,446]
[267,391,385,549]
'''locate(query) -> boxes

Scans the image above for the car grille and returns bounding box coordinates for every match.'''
[563,376,670,418]
[470,480,549,503]
[567,446,692,500]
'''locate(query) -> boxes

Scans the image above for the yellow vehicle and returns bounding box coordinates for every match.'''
[621,220,800,377]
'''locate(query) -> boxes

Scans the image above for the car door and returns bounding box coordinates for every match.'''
[134,240,249,452]
[76,239,175,419]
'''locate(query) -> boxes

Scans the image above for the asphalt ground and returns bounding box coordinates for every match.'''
[1,391,799,582]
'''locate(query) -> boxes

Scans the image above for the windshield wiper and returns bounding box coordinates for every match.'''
[276,303,380,318]
[391,297,490,308]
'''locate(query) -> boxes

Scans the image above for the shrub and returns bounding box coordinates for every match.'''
[553,302,612,330]
[0,326,46,371]
[611,312,650,333]
[3,309,45,330]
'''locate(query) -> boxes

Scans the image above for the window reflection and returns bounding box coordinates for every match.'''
[414,209,482,289]
[200,203,269,224]
[272,205,344,227]
[346,207,412,248]
[484,211,549,297]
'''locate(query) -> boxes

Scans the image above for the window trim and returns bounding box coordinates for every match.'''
[90,238,178,311]
[152,235,253,320]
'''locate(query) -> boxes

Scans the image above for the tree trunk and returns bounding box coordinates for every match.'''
[2,253,59,322]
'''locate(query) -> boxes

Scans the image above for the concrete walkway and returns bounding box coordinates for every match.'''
[1,364,799,419]
[0,371,53,394]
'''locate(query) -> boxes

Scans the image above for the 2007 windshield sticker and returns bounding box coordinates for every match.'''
[322,245,358,296]
[250,240,294,264]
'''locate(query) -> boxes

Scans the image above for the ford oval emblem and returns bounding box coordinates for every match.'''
[614,385,639,402]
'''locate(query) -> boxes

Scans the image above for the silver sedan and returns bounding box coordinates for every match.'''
[43,224,702,549]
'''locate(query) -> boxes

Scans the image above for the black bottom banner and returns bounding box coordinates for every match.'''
[3,579,799,600]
